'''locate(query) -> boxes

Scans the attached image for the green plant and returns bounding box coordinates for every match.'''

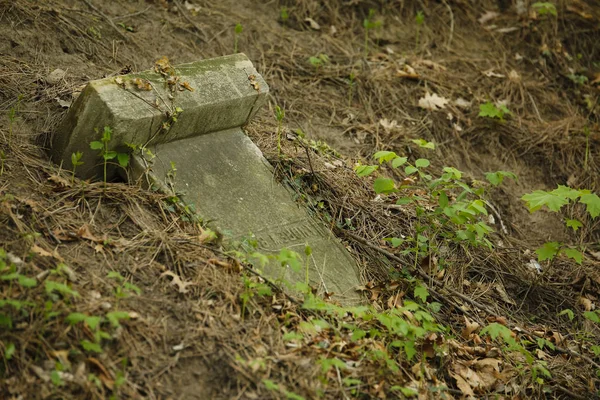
[415,10,425,49]
[275,105,285,157]
[532,2,557,17]
[234,23,243,53]
[363,9,382,58]
[89,126,129,186]
[568,73,588,86]
[70,151,84,183]
[522,185,599,264]
[280,7,289,23]
[479,102,511,122]
[106,271,142,301]
[308,53,329,72]
[240,277,272,319]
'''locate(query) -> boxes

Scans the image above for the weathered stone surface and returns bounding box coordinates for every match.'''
[54,54,363,304]
[52,53,267,179]
[131,129,363,304]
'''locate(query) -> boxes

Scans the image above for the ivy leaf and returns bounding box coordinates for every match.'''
[65,312,87,325]
[579,193,600,218]
[391,156,408,168]
[521,190,569,212]
[405,165,418,175]
[415,158,430,168]
[117,153,130,168]
[565,219,583,231]
[411,139,435,149]
[354,165,378,177]
[536,242,560,262]
[373,178,395,194]
[373,151,397,164]
[561,248,583,264]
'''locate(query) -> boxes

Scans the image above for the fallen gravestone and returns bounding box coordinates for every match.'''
[51,54,362,304]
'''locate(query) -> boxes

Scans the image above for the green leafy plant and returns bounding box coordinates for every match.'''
[308,53,329,72]
[415,10,425,49]
[70,151,84,183]
[280,7,289,24]
[363,9,382,57]
[90,126,129,186]
[275,105,285,157]
[567,73,588,86]
[522,185,599,264]
[234,23,243,53]
[532,2,557,17]
[106,271,142,301]
[479,102,511,122]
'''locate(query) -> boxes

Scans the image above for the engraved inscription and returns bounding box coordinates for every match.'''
[255,219,327,249]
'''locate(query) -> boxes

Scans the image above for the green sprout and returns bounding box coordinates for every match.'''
[415,11,425,49]
[275,105,285,157]
[280,7,289,24]
[478,102,511,122]
[89,126,129,187]
[70,152,84,183]
[363,9,382,58]
[234,23,243,53]
[308,53,329,72]
[532,2,557,17]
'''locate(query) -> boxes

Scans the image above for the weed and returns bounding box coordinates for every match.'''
[568,73,588,86]
[363,9,382,58]
[308,53,329,73]
[479,102,511,122]
[415,11,425,49]
[275,105,285,157]
[280,7,289,24]
[90,126,129,187]
[234,23,243,53]
[522,185,599,264]
[70,151,84,183]
[532,2,557,17]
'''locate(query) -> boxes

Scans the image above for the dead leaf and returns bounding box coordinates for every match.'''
[304,17,320,30]
[454,97,471,109]
[379,118,398,132]
[450,371,475,397]
[87,357,114,390]
[579,296,594,311]
[494,283,516,305]
[414,59,446,71]
[396,65,419,79]
[77,224,100,242]
[508,69,521,82]
[418,92,449,111]
[478,11,499,25]
[161,271,195,294]
[48,174,72,188]
[31,244,64,262]
[462,317,481,339]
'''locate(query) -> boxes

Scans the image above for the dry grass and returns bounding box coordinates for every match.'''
[0,0,599,398]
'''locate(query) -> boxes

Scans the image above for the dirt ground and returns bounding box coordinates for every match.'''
[1,0,600,399]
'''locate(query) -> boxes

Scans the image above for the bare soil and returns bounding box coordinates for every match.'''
[1,0,599,399]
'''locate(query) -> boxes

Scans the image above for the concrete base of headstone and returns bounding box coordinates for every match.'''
[130,128,363,304]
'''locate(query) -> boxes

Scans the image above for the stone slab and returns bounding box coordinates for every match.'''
[131,129,362,304]
[52,53,267,180]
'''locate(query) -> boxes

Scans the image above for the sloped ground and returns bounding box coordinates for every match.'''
[1,0,599,399]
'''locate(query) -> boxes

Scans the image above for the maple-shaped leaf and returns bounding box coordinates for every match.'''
[561,248,583,264]
[521,190,569,212]
[579,193,600,218]
[565,219,583,231]
[414,285,429,303]
[536,241,560,262]
[418,92,449,111]
[551,185,582,200]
